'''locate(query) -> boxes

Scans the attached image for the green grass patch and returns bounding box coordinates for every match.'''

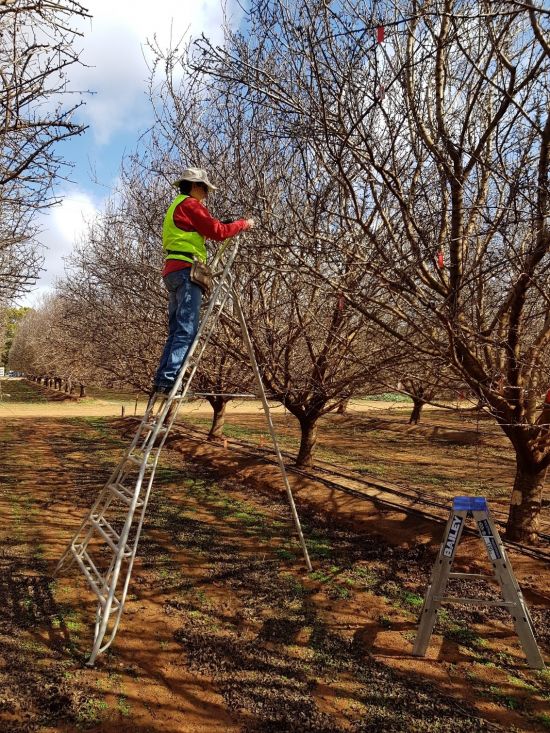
[361,392,413,402]
[117,696,131,717]
[535,713,550,729]
[307,536,333,559]
[489,686,520,710]
[401,591,424,608]
[276,548,295,561]
[446,623,486,648]
[76,697,109,727]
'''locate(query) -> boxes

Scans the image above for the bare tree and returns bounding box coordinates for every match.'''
[0,0,89,298]
[194,322,256,441]
[142,52,403,466]
[195,0,550,540]
[58,191,167,392]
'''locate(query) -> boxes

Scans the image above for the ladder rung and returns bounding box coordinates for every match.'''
[153,387,191,401]
[449,572,495,580]
[143,421,168,434]
[125,454,150,467]
[71,545,120,611]
[107,482,144,508]
[435,596,516,607]
[91,514,132,557]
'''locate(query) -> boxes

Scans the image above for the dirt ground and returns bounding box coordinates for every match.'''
[0,379,549,732]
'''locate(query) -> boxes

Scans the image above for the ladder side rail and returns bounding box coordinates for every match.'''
[231,288,313,572]
[472,508,545,670]
[57,396,167,573]
[86,246,241,662]
[92,436,175,661]
[65,450,154,568]
[59,244,240,575]
[110,405,163,485]
[476,510,531,608]
[86,447,156,664]
[413,509,468,656]
[103,274,239,637]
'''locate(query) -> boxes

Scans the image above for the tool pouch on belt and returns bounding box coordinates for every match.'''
[190,258,213,295]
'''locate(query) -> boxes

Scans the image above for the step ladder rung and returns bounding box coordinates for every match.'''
[90,514,132,557]
[107,481,144,508]
[71,545,120,611]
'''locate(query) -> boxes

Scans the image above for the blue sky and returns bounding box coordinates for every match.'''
[19,0,243,306]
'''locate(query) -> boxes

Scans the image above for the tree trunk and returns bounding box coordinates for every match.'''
[336,398,349,415]
[207,398,228,441]
[409,397,424,424]
[505,463,547,543]
[79,384,86,397]
[296,417,318,467]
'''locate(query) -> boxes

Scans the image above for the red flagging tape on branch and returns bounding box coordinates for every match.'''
[437,251,444,269]
[377,25,385,43]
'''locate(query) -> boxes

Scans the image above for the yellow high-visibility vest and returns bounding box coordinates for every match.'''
[162,195,207,263]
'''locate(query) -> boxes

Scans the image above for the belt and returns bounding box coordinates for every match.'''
[165,250,194,261]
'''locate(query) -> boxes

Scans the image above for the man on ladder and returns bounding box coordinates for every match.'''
[153,167,255,395]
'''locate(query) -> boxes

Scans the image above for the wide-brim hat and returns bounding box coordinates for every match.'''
[172,167,217,192]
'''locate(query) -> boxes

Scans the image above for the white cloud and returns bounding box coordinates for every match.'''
[71,0,243,144]
[18,191,101,307]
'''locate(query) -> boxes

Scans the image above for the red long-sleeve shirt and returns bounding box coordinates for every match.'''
[162,196,249,277]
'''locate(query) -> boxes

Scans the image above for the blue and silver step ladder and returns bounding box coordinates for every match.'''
[413,496,545,669]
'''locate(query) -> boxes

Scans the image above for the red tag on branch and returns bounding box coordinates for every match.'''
[377,25,385,43]
[437,251,444,269]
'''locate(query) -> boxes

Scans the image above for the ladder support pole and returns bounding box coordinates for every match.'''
[231,288,313,572]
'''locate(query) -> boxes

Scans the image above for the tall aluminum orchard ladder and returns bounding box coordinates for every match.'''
[413,496,545,669]
[55,237,312,666]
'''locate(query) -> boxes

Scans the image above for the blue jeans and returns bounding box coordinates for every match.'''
[154,268,202,388]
